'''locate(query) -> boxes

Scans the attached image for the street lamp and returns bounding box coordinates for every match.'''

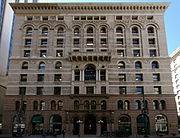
[76,120,83,137]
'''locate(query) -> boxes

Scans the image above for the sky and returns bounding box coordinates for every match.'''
[40,0,180,55]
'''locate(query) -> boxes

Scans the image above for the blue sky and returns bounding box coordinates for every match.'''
[39,0,180,55]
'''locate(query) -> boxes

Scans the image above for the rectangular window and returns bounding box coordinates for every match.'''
[136,86,144,94]
[74,86,79,94]
[116,16,122,20]
[135,74,143,81]
[41,39,48,46]
[94,16,99,20]
[132,38,139,45]
[56,50,63,57]
[25,39,32,46]
[86,49,94,52]
[37,74,44,82]
[74,16,79,20]
[57,16,64,20]
[133,50,140,57]
[40,50,47,57]
[100,38,107,44]
[150,50,157,57]
[154,86,161,94]
[87,16,93,20]
[73,38,80,45]
[20,74,27,82]
[116,38,123,45]
[101,16,106,20]
[19,87,26,95]
[86,38,94,45]
[86,87,94,94]
[100,70,106,81]
[54,87,61,95]
[117,50,124,57]
[101,86,106,94]
[153,73,160,81]
[148,38,156,45]
[37,87,44,95]
[74,70,80,81]
[42,16,48,20]
[27,16,33,20]
[54,74,62,81]
[147,16,153,20]
[119,74,126,81]
[119,87,126,94]
[57,39,64,45]
[81,16,86,20]
[24,50,30,57]
[132,16,138,20]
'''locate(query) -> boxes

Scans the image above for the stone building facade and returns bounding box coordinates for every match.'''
[3,2,178,136]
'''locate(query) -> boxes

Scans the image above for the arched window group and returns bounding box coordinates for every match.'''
[51,100,63,110]
[83,100,106,110]
[117,100,130,110]
[15,101,27,111]
[153,100,166,110]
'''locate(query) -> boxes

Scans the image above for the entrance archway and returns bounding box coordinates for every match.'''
[84,115,96,135]
[155,114,168,135]
[31,115,44,134]
[137,114,150,135]
[73,117,80,135]
[49,115,62,135]
[118,115,132,136]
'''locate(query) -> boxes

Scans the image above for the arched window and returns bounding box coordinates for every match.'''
[101,100,106,110]
[22,101,27,111]
[74,27,80,34]
[134,100,141,110]
[153,100,159,110]
[57,101,63,110]
[135,61,142,69]
[159,100,166,110]
[124,100,130,110]
[100,27,107,33]
[57,27,64,34]
[42,27,48,34]
[117,100,123,110]
[87,27,93,33]
[91,100,96,110]
[22,61,28,69]
[155,114,168,134]
[39,62,45,70]
[33,101,38,110]
[15,101,20,111]
[26,27,32,35]
[84,65,96,81]
[152,61,159,69]
[40,101,45,110]
[55,61,62,69]
[147,27,154,34]
[118,61,125,69]
[116,27,123,33]
[84,101,90,110]
[51,100,56,110]
[74,100,79,110]
[132,27,139,33]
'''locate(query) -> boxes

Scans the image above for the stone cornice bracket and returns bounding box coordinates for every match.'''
[10,3,170,14]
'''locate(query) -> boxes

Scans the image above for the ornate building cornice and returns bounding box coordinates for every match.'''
[10,3,170,14]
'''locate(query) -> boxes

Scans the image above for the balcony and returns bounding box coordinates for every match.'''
[69,51,111,61]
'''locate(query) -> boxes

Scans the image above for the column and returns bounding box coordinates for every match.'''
[82,70,84,81]
[72,70,74,81]
[96,70,99,81]
[106,70,108,81]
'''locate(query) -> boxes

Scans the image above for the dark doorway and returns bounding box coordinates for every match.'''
[101,117,107,134]
[137,114,150,135]
[49,115,62,135]
[118,115,132,136]
[84,115,96,135]
[73,117,80,135]
[31,115,44,135]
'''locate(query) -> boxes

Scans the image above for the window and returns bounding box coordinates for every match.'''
[150,50,157,57]
[152,61,159,69]
[132,38,139,45]
[124,100,130,110]
[135,74,143,81]
[116,38,123,45]
[74,28,80,34]
[118,61,125,69]
[147,16,153,20]
[24,50,30,57]
[84,101,90,110]
[42,16,48,20]
[132,16,138,20]
[133,50,140,57]
[57,27,64,34]
[116,27,123,33]
[57,101,63,110]
[119,87,126,94]
[42,27,48,35]
[117,50,124,57]
[25,39,32,46]
[154,86,161,94]
[40,50,47,57]
[33,101,38,110]
[26,27,32,35]
[19,87,26,95]
[57,16,64,20]
[37,74,44,82]
[86,87,94,94]
[51,101,56,110]
[94,16,99,20]
[54,87,61,95]
[22,62,28,69]
[56,50,63,57]
[134,100,141,110]
[73,38,80,45]
[118,74,126,81]
[100,70,106,81]
[118,100,123,110]
[27,16,33,20]
[37,87,44,95]
[22,101,27,111]
[147,27,154,33]
[100,27,107,33]
[149,38,156,45]
[136,86,144,94]
[54,74,62,81]
[39,62,45,70]
[153,73,160,81]
[153,100,159,110]
[40,101,45,110]
[101,16,106,20]
[135,61,142,69]
[74,101,79,110]
[100,38,107,44]
[74,70,80,81]
[159,100,166,110]
[57,39,64,45]
[81,16,86,20]
[20,74,27,82]
[86,38,94,45]
[41,39,48,46]
[74,16,79,20]
[84,66,96,81]
[101,100,106,110]
[87,16,93,20]
[132,27,138,33]
[116,16,122,20]
[101,86,106,94]
[87,27,93,33]
[74,86,79,94]
[91,101,96,110]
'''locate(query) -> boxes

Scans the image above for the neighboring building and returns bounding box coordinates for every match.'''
[3,2,178,136]
[170,47,180,116]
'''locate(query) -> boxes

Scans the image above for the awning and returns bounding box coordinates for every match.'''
[32,115,44,123]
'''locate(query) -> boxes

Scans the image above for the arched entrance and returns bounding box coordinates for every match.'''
[49,115,62,135]
[118,115,132,136]
[73,117,80,135]
[84,115,96,135]
[137,114,150,135]
[100,117,107,135]
[155,114,168,135]
[31,115,44,134]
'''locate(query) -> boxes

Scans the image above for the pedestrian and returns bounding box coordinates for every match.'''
[62,129,66,138]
